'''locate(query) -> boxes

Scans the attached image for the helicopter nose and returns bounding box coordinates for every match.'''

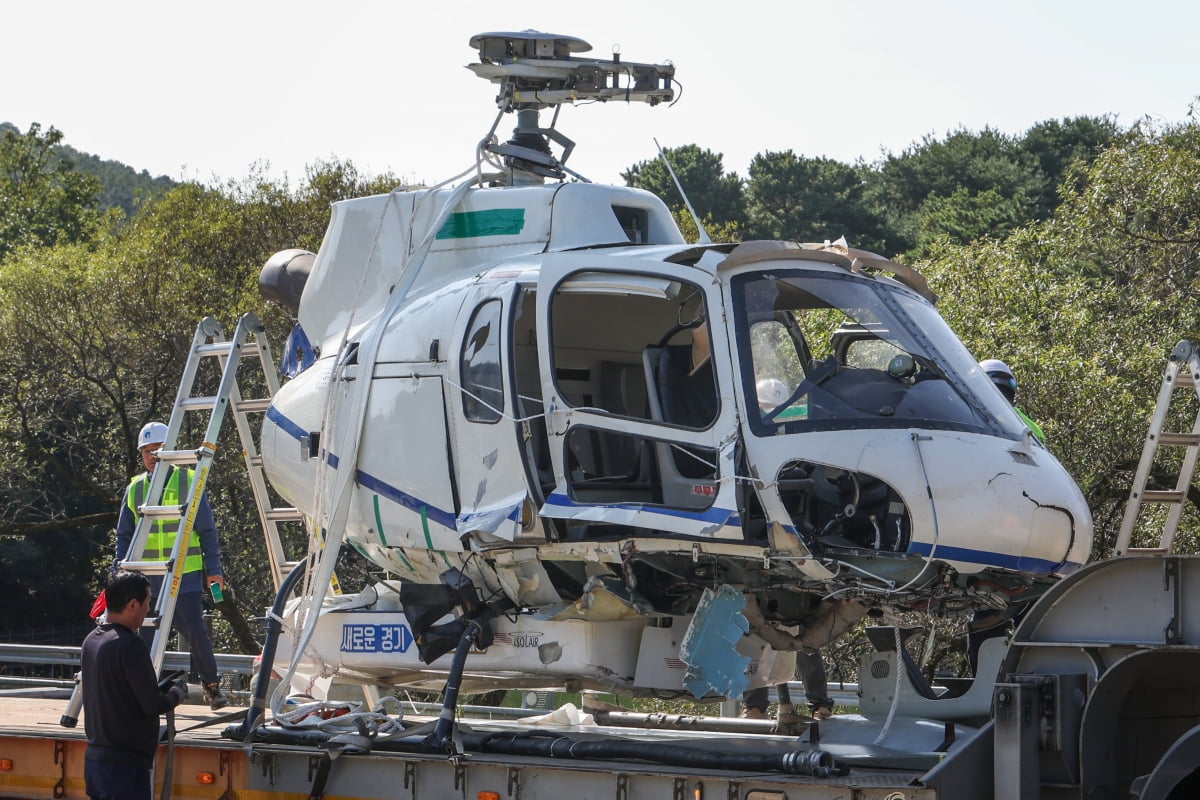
[859,431,1091,576]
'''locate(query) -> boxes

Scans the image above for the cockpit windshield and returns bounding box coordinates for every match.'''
[731,269,1029,439]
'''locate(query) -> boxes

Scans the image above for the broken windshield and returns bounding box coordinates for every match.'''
[730,269,1028,439]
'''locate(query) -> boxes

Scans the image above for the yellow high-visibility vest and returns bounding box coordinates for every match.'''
[126,469,204,573]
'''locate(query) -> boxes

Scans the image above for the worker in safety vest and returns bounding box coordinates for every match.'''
[979,358,1045,444]
[114,422,229,711]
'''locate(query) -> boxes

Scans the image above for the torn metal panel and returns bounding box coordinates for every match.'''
[455,493,524,541]
[680,585,750,699]
[489,548,565,607]
[551,575,654,621]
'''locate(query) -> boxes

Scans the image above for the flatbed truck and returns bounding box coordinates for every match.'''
[0,552,1194,799]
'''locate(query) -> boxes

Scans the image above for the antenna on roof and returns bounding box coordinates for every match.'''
[654,138,711,245]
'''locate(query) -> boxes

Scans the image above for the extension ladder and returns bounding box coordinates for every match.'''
[1115,340,1200,555]
[119,313,311,672]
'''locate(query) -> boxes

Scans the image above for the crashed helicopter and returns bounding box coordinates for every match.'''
[255,30,1092,701]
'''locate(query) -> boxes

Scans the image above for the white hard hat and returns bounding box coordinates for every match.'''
[979,359,1017,400]
[756,378,789,409]
[138,422,168,449]
[978,358,1013,380]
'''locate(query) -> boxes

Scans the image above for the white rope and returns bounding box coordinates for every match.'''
[270,177,478,718]
[441,375,546,423]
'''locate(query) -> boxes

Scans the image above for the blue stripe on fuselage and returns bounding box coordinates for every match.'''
[906,540,1073,574]
[545,492,740,527]
[265,406,454,530]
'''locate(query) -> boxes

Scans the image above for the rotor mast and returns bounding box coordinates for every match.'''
[467,30,675,184]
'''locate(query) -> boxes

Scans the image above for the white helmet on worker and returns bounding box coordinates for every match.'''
[756,378,789,411]
[138,421,168,449]
[979,359,1017,402]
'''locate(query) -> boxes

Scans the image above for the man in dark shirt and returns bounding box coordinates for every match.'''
[82,571,187,800]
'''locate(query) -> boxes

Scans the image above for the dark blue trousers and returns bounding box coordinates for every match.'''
[138,589,219,683]
[84,759,150,800]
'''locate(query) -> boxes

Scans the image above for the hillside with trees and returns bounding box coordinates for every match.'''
[0,121,176,220]
[0,112,1196,667]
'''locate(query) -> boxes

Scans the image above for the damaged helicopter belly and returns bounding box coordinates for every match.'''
[273,571,803,700]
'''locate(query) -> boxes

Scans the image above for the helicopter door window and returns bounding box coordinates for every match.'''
[549,271,700,421]
[460,300,504,423]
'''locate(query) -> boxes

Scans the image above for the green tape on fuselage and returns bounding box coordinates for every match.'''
[435,209,526,239]
[372,494,414,570]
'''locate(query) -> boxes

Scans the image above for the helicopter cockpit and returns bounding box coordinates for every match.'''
[732,269,1030,441]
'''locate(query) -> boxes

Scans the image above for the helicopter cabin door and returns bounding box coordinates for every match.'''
[447,283,531,543]
[535,254,742,540]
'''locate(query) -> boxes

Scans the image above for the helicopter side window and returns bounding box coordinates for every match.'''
[749,317,810,421]
[460,300,504,423]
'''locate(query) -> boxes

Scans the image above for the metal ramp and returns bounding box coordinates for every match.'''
[119,313,311,672]
[1115,340,1200,555]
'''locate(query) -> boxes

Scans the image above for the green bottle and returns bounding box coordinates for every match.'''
[210,582,224,603]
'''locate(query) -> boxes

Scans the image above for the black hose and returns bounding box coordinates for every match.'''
[241,725,838,777]
[469,731,836,776]
[228,557,310,739]
[425,618,484,752]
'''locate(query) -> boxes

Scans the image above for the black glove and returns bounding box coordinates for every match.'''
[166,678,189,704]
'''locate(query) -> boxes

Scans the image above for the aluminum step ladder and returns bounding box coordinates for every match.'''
[1115,340,1200,555]
[120,313,312,672]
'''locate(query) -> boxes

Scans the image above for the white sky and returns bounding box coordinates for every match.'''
[4,0,1198,187]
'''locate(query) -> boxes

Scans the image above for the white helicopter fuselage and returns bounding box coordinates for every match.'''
[254,27,1091,701]
[262,179,1089,647]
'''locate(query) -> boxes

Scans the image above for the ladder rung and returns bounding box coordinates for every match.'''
[281,560,306,572]
[137,504,184,520]
[195,342,233,356]
[1156,432,1200,447]
[180,396,218,411]
[1141,490,1186,504]
[196,341,262,358]
[119,561,170,574]
[235,398,272,413]
[249,455,264,468]
[1126,547,1169,554]
[154,449,200,466]
[266,508,305,522]
[1176,371,1195,387]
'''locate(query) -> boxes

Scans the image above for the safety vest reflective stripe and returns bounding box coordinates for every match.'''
[126,469,205,573]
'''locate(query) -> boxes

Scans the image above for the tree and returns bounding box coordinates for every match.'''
[0,123,103,261]
[863,126,1040,257]
[622,144,746,231]
[920,112,1200,558]
[0,160,398,644]
[743,150,888,252]
[1017,115,1120,221]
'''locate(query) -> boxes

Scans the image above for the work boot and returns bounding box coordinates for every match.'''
[810,704,834,721]
[203,681,229,711]
[739,706,769,720]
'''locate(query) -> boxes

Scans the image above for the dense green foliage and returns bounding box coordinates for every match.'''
[0,124,396,643]
[0,124,104,262]
[626,115,1119,259]
[0,108,1196,678]
[0,122,176,220]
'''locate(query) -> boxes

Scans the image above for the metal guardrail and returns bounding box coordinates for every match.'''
[0,643,863,711]
[0,643,256,675]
